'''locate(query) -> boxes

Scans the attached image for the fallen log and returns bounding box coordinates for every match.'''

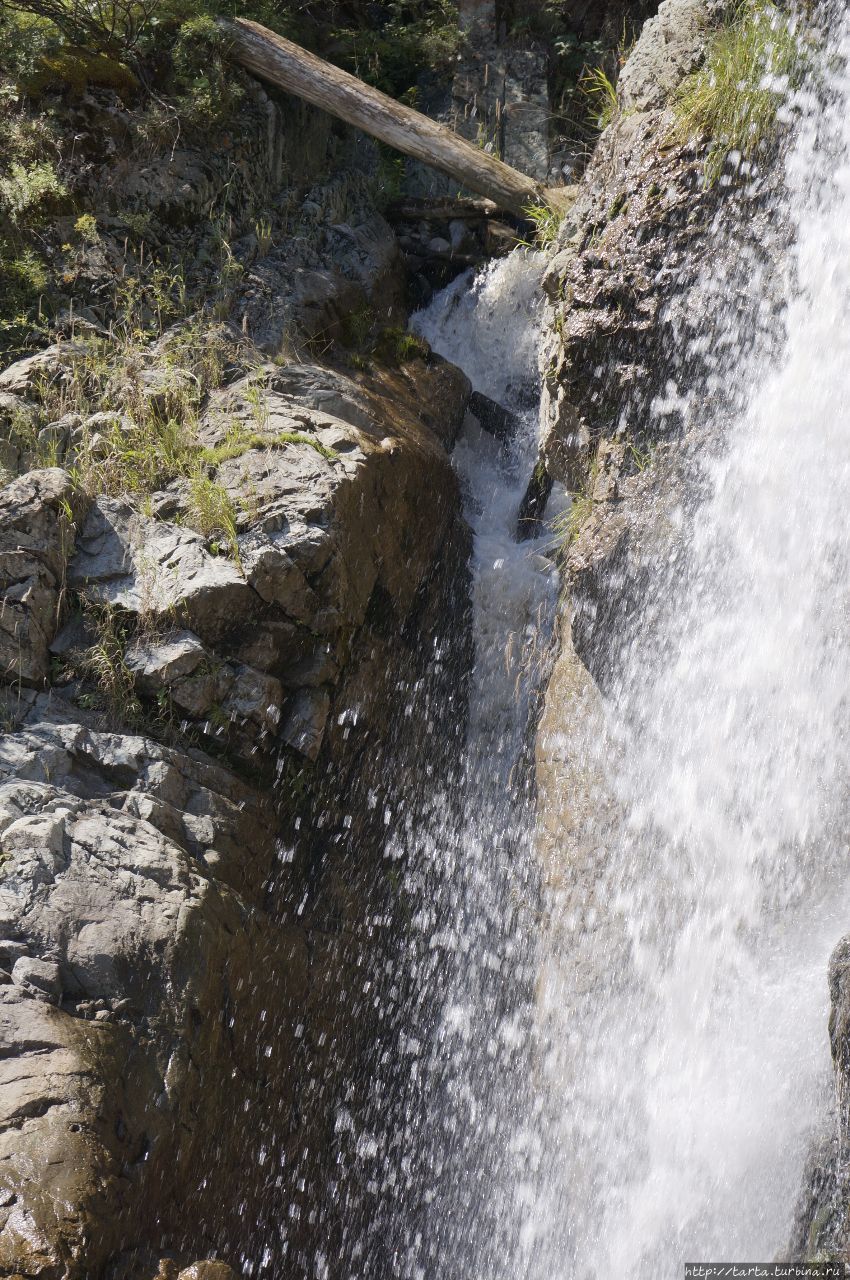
[221,17,573,218]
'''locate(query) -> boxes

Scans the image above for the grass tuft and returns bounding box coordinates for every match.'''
[581,64,619,132]
[673,0,808,184]
[522,201,562,248]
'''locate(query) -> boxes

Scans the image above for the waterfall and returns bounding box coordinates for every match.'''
[325,17,850,1274]
[523,12,850,1278]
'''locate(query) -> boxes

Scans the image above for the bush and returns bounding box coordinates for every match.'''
[673,0,808,184]
[0,158,66,223]
[0,0,162,55]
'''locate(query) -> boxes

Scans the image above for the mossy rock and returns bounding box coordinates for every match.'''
[23,48,139,99]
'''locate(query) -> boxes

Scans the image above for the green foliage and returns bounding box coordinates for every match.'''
[0,0,163,55]
[581,64,619,132]
[167,13,243,127]
[74,212,99,243]
[0,244,48,346]
[78,601,143,723]
[554,491,595,548]
[199,424,338,465]
[0,159,66,224]
[375,146,405,208]
[0,6,60,79]
[187,463,240,561]
[373,326,428,364]
[673,0,807,184]
[332,0,461,97]
[522,200,561,247]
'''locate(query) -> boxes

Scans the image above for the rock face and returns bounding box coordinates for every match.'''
[0,350,472,1275]
[533,0,849,1258]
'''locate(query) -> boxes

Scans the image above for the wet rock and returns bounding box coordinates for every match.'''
[177,1264,242,1280]
[516,460,554,541]
[280,686,331,760]
[428,235,452,256]
[467,389,519,443]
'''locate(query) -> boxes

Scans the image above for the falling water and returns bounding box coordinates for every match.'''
[328,17,850,1276]
[522,11,850,1279]
[371,251,559,1278]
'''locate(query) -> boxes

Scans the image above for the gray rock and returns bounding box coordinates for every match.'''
[0,342,87,398]
[125,631,207,692]
[11,956,62,1002]
[222,664,282,732]
[0,468,89,685]
[280,687,331,760]
[617,0,712,113]
[68,499,254,641]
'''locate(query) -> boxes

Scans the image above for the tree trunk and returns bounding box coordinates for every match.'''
[221,17,572,218]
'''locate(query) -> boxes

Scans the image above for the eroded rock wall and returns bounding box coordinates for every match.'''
[0,348,472,1277]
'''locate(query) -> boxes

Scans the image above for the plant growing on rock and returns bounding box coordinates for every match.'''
[581,64,619,132]
[673,0,808,184]
[522,200,562,247]
[187,464,241,564]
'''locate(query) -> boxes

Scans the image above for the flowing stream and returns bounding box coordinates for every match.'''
[332,19,850,1276]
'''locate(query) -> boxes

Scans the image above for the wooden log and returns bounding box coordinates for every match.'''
[221,17,573,218]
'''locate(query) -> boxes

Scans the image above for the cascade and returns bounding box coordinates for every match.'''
[323,14,850,1276]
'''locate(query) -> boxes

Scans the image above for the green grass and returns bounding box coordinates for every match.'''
[522,201,562,248]
[199,427,338,466]
[581,65,619,132]
[187,465,241,564]
[553,491,595,549]
[673,0,807,184]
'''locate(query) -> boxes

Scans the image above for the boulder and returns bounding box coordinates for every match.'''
[617,0,713,113]
[68,499,255,641]
[0,342,87,398]
[124,631,207,692]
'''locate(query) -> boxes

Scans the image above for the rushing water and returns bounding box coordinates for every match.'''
[368,15,850,1274]
[520,21,850,1277]
[322,21,850,1277]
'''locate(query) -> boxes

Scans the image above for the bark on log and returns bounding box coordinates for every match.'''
[221,17,572,218]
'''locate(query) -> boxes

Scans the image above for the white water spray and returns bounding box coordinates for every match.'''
[378,17,850,1279]
[524,18,850,1278]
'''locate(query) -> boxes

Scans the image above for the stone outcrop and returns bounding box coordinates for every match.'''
[0,346,472,1276]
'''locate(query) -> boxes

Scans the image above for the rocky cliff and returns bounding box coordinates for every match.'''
[0,62,481,1278]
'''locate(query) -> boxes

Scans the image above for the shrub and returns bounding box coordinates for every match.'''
[0,159,66,224]
[0,0,162,55]
[673,0,807,184]
[330,0,462,97]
